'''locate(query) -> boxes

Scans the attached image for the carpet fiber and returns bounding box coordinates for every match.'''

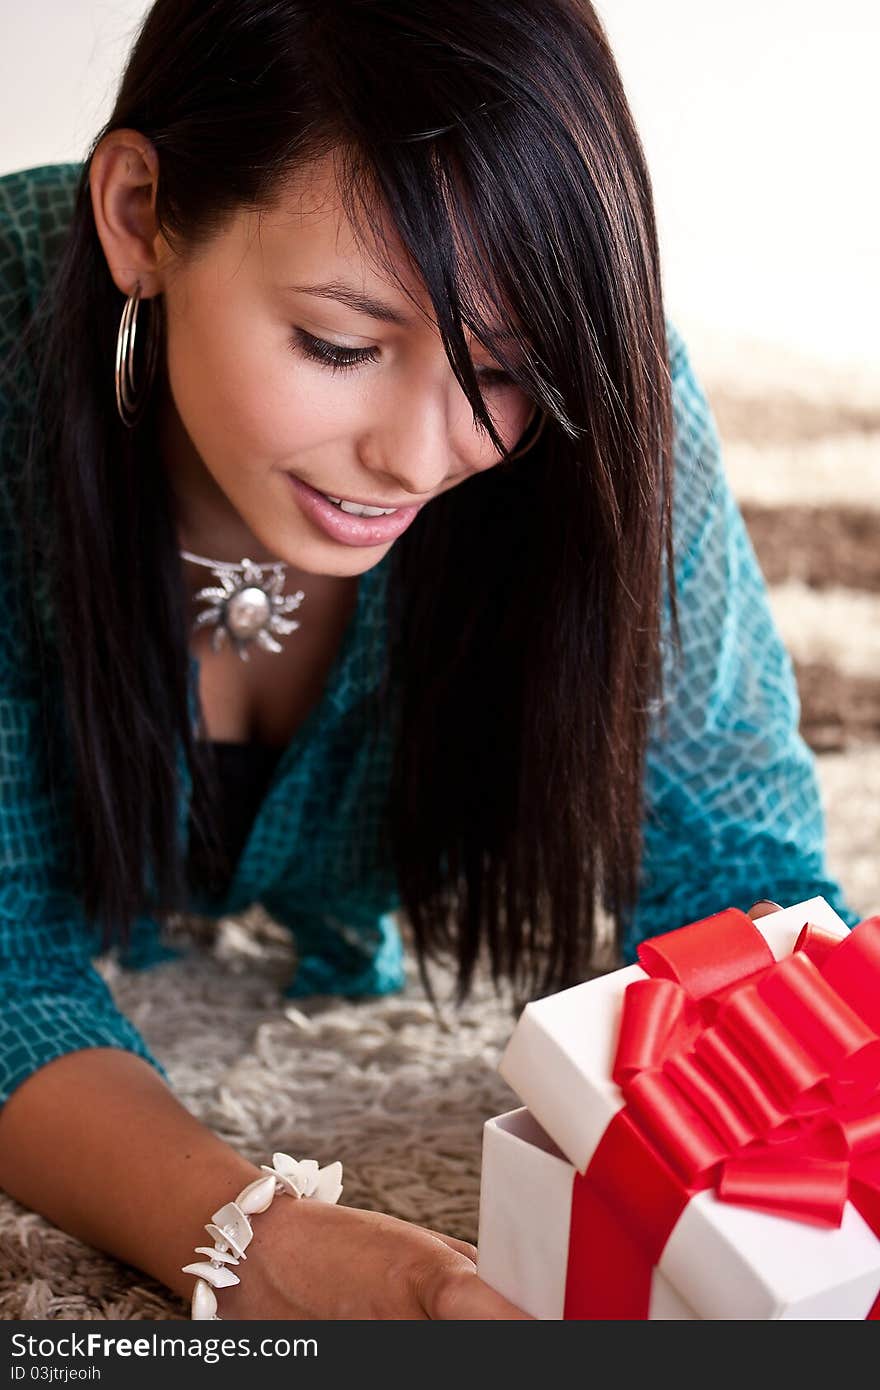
[1,341,878,1320]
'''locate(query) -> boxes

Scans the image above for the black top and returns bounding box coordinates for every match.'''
[186,740,286,898]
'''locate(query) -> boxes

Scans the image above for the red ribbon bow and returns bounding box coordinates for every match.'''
[563,909,880,1319]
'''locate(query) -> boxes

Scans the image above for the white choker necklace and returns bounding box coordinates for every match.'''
[180,549,305,662]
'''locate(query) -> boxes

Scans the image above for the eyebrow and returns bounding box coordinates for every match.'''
[284,277,519,344]
[283,279,417,328]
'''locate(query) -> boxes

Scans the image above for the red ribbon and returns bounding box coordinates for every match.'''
[563,909,880,1319]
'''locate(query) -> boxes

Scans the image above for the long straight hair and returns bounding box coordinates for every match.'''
[7,0,676,1005]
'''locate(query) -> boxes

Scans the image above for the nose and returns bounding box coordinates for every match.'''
[359,373,499,500]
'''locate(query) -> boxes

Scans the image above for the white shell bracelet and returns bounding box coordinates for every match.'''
[181,1152,344,1319]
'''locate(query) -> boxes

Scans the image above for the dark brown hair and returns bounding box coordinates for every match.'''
[8,0,676,1007]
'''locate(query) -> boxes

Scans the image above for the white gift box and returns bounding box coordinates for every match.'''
[477,897,880,1319]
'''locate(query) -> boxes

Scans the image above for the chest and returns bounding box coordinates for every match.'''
[192,574,360,747]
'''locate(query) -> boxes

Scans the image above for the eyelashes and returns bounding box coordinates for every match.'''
[289,327,514,387]
[290,327,377,373]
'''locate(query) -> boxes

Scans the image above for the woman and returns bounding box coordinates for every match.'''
[0,0,855,1319]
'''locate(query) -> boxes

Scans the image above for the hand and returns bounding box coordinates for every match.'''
[216,1195,535,1320]
[746,899,783,921]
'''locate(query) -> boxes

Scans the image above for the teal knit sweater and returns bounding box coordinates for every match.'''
[0,163,857,1110]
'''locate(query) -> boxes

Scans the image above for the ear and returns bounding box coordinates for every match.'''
[89,129,167,300]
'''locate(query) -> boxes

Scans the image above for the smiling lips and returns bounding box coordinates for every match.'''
[284,472,425,547]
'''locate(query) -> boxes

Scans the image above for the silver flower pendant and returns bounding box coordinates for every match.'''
[191,558,305,661]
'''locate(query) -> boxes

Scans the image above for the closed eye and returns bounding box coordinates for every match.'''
[289,326,515,386]
[289,328,377,372]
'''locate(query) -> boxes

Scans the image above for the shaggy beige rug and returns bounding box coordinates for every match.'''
[1,337,878,1321]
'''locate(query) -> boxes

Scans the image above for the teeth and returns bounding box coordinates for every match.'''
[340,500,398,516]
[322,494,397,517]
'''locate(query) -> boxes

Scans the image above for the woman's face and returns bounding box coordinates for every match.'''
[156,149,534,577]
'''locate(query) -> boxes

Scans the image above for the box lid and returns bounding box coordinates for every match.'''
[499,896,849,1170]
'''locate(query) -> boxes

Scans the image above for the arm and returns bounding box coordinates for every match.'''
[621,320,859,959]
[0,991,531,1322]
[0,1047,263,1305]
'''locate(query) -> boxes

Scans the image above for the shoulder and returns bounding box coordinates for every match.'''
[0,162,84,347]
[0,161,85,429]
[0,166,83,682]
[0,162,85,256]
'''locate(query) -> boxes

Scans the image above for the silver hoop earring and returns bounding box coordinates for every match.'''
[115,279,162,429]
[506,408,547,461]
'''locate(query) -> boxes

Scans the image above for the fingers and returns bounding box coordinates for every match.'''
[427,1263,536,1320]
[419,1230,535,1317]
[419,1256,536,1317]
[747,899,784,920]
[424,1227,478,1264]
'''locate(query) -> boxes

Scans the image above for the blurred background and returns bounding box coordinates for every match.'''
[1,0,878,913]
